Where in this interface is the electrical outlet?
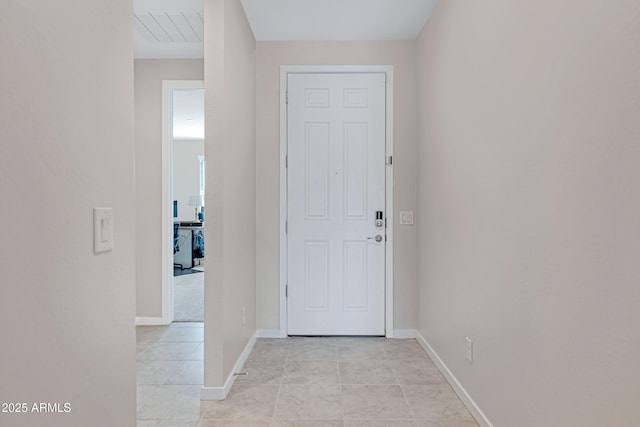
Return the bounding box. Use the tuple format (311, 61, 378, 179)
(465, 337, 473, 364)
(241, 307, 246, 326)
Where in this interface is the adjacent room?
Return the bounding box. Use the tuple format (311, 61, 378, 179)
(171, 87, 205, 322)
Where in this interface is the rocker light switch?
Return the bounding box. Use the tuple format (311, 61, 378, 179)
(94, 208, 113, 253)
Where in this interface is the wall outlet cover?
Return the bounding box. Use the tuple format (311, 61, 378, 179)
(399, 210, 414, 225)
(465, 337, 473, 364)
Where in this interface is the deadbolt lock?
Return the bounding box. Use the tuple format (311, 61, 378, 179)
(375, 211, 384, 227)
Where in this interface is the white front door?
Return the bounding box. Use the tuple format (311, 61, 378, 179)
(287, 73, 386, 336)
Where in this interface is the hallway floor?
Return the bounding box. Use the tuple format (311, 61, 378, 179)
(173, 260, 205, 322)
(173, 270, 204, 321)
(136, 323, 478, 426)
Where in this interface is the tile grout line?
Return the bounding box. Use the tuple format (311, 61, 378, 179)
(333, 338, 345, 424)
(336, 345, 345, 423)
(398, 382, 418, 423)
(386, 341, 418, 422)
(269, 338, 288, 425)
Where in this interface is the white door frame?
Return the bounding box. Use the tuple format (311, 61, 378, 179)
(161, 79, 205, 325)
(279, 65, 394, 338)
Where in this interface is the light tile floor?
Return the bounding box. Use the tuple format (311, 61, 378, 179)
(137, 323, 478, 427)
(173, 261, 204, 321)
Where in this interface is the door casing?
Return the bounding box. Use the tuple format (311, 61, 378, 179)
(279, 65, 394, 338)
(160, 80, 205, 325)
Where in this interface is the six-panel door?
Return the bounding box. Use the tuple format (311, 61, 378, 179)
(287, 73, 386, 336)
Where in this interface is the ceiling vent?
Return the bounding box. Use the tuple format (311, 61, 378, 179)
(134, 11, 203, 44)
(133, 0, 204, 58)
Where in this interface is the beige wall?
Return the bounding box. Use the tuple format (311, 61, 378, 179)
(134, 59, 204, 317)
(256, 41, 419, 331)
(204, 0, 257, 388)
(173, 140, 205, 222)
(0, 2, 136, 426)
(417, 1, 640, 425)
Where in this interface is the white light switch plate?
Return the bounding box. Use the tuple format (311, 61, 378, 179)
(94, 208, 113, 253)
(399, 210, 414, 225)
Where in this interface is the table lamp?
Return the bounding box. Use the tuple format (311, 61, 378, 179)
(188, 195, 204, 222)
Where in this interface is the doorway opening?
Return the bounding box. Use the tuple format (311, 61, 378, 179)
(279, 65, 395, 337)
(163, 80, 205, 323)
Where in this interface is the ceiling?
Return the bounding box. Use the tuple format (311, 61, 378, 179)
(134, 0, 204, 58)
(134, 0, 438, 58)
(241, 0, 439, 41)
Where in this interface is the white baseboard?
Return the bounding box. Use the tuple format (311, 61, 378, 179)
(257, 329, 285, 338)
(200, 385, 226, 400)
(392, 329, 417, 339)
(135, 317, 168, 326)
(201, 332, 257, 401)
(415, 331, 493, 427)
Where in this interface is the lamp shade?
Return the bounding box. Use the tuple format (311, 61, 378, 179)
(188, 195, 204, 207)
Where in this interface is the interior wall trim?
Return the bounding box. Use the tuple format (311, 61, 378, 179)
(415, 330, 494, 427)
(135, 317, 168, 326)
(392, 329, 417, 339)
(200, 332, 257, 401)
(161, 79, 205, 325)
(256, 329, 282, 338)
(279, 64, 395, 338)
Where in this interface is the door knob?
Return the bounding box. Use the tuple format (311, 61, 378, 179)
(367, 235, 383, 243)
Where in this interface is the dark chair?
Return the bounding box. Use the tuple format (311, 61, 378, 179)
(173, 223, 183, 270)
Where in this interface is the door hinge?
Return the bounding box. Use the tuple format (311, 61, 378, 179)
(286, 90, 289, 104)
(286, 284, 288, 298)
(285, 220, 288, 234)
(386, 155, 393, 166)
(285, 154, 288, 168)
